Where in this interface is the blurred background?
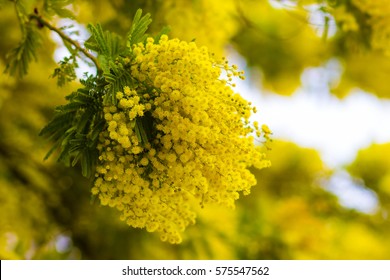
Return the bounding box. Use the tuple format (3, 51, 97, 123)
(1, 0, 390, 259)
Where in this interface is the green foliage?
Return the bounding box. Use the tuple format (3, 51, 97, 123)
(102, 60, 133, 104)
(84, 9, 153, 104)
(85, 23, 124, 73)
(43, 0, 75, 19)
(6, 9, 155, 177)
(84, 23, 132, 104)
(5, 23, 40, 78)
(40, 75, 105, 178)
(127, 9, 152, 47)
(4, 0, 76, 79)
(50, 55, 78, 86)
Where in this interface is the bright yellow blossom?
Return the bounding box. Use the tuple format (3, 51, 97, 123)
(93, 35, 270, 243)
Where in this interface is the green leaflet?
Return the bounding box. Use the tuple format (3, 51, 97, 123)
(5, 0, 78, 78)
(85, 23, 124, 73)
(5, 23, 41, 78)
(40, 75, 104, 178)
(103, 61, 133, 105)
(127, 9, 152, 48)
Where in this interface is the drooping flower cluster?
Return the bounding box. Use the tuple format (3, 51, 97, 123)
(92, 35, 271, 243)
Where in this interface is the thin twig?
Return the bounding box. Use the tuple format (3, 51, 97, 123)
(29, 14, 102, 73)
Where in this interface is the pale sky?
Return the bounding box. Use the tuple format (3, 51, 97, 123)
(234, 56, 390, 169)
(249, 87, 390, 168)
(233, 55, 390, 213)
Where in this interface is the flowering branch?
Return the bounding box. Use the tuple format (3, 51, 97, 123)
(29, 13, 102, 73)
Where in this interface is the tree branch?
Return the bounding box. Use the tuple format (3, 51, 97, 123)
(29, 14, 102, 73)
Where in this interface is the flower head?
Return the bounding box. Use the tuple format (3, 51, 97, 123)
(93, 35, 270, 243)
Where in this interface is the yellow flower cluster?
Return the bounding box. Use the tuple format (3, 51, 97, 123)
(92, 35, 270, 243)
(351, 0, 390, 54)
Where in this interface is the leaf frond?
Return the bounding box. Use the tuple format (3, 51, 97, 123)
(127, 9, 152, 47)
(5, 24, 41, 78)
(103, 62, 132, 104)
(40, 76, 106, 178)
(86, 23, 124, 73)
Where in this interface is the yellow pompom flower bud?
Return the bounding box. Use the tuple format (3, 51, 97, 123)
(92, 35, 270, 244)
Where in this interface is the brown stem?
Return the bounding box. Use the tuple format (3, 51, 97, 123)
(29, 14, 102, 73)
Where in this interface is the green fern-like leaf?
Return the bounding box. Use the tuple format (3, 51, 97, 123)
(127, 9, 152, 47)
(103, 62, 133, 104)
(86, 24, 109, 55)
(40, 75, 105, 178)
(39, 110, 75, 138)
(5, 24, 41, 78)
(85, 24, 124, 73)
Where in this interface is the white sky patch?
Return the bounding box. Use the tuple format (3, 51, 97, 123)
(51, 19, 95, 77)
(229, 50, 390, 213)
(231, 55, 390, 169)
(327, 171, 379, 214)
(252, 90, 390, 168)
(269, 1, 338, 38)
